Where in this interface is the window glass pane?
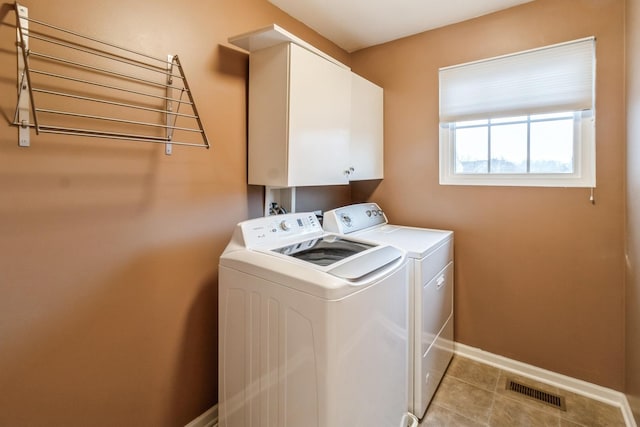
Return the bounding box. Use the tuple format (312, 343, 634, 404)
(490, 123, 528, 173)
(530, 119, 574, 173)
(455, 127, 488, 173)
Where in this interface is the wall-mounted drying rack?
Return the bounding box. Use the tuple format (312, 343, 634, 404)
(12, 2, 209, 155)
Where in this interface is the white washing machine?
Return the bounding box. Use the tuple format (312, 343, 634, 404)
(324, 203, 454, 420)
(218, 212, 418, 427)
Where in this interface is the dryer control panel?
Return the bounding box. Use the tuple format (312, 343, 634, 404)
(324, 203, 388, 234)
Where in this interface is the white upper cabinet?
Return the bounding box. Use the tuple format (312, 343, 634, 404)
(248, 42, 351, 186)
(229, 24, 384, 187)
(349, 73, 384, 181)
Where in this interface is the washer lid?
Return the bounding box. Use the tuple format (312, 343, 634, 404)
(272, 235, 403, 280)
(357, 225, 452, 259)
(326, 245, 403, 280)
(272, 235, 375, 267)
(221, 243, 406, 299)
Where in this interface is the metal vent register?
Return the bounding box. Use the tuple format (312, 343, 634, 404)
(505, 378, 567, 411)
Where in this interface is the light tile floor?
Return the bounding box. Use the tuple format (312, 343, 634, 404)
(420, 356, 627, 427)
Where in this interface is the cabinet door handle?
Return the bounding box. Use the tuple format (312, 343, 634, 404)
(436, 275, 446, 290)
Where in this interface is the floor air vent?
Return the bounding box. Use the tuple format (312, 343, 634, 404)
(505, 378, 567, 411)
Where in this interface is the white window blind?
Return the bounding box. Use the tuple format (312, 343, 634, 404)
(439, 37, 595, 122)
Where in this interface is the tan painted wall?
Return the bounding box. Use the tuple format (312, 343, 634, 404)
(0, 0, 349, 425)
(626, 0, 640, 421)
(0, 0, 630, 424)
(351, 0, 626, 390)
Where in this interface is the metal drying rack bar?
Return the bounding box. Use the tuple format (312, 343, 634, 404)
(12, 2, 210, 154)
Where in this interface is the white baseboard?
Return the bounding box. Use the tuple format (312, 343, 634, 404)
(185, 404, 218, 427)
(454, 342, 637, 427)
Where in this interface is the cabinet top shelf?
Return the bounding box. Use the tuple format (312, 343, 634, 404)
(228, 23, 350, 70)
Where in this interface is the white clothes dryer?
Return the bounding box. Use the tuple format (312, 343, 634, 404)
(218, 212, 418, 427)
(324, 203, 454, 420)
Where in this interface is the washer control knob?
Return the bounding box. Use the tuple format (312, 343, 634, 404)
(366, 210, 372, 217)
(341, 214, 352, 226)
(279, 220, 292, 231)
(378, 209, 384, 216)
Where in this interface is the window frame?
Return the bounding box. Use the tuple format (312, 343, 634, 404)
(438, 37, 596, 188)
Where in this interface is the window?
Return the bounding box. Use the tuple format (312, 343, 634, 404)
(439, 37, 595, 187)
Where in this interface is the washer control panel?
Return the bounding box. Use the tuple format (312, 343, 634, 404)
(324, 203, 387, 234)
(240, 213, 322, 248)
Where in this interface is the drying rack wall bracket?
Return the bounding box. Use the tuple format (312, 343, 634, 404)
(166, 54, 175, 155)
(11, 2, 210, 154)
(15, 3, 30, 147)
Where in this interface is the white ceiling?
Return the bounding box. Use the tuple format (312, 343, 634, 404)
(268, 0, 534, 52)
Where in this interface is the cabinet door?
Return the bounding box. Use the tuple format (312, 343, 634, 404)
(288, 44, 351, 186)
(349, 73, 384, 180)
